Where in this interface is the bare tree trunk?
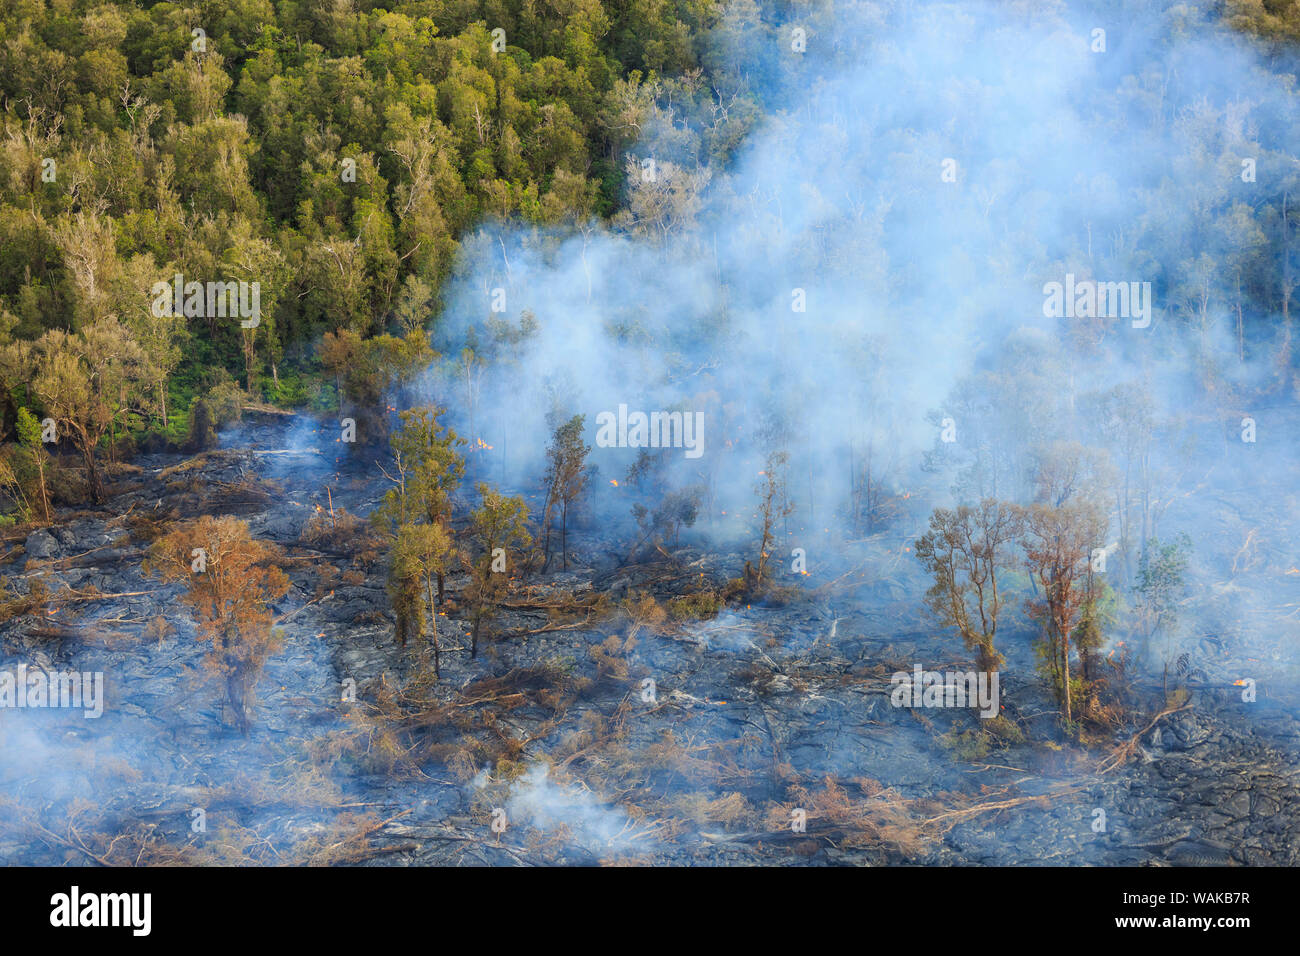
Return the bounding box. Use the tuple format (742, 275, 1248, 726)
(1060, 625, 1073, 724)
(1279, 192, 1293, 384)
(427, 574, 439, 677)
(228, 672, 250, 736)
(79, 438, 105, 504)
(1236, 269, 1244, 363)
(541, 493, 554, 571)
(33, 453, 51, 523)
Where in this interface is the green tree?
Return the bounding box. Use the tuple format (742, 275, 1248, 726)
(17, 318, 150, 503)
(383, 405, 464, 600)
(373, 405, 465, 666)
(1134, 533, 1192, 671)
(391, 521, 455, 674)
(15, 407, 52, 523)
(466, 482, 531, 659)
(318, 328, 435, 446)
(1021, 499, 1109, 725)
(541, 414, 592, 571)
(914, 499, 1022, 674)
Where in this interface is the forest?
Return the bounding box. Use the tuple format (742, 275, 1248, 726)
(0, 0, 1299, 868)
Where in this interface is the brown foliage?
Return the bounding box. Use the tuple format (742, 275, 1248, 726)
(144, 515, 289, 733)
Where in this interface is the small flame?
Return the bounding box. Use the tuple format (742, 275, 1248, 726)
(610, 479, 619, 487)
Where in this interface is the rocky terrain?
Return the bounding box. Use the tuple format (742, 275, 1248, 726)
(1, 414, 1298, 866)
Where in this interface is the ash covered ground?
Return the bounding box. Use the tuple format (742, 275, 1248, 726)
(2, 413, 1298, 867)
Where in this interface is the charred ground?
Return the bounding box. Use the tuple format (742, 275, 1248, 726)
(1, 411, 1298, 867)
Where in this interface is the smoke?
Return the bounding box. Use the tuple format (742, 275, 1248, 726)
(423, 0, 1300, 675)
(697, 611, 759, 653)
(500, 763, 645, 855)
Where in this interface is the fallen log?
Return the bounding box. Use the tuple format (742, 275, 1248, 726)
(1097, 701, 1193, 774)
(273, 590, 335, 625)
(522, 614, 594, 634)
(251, 449, 328, 457)
(241, 403, 296, 417)
(25, 548, 145, 573)
(339, 842, 417, 863)
(55, 588, 164, 603)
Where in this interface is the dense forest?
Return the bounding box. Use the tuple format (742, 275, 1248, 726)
(0, 0, 760, 468)
(0, 0, 1297, 484)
